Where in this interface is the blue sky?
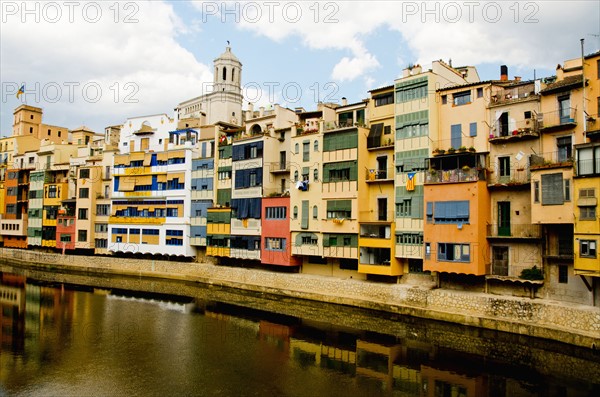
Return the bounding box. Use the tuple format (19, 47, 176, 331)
(1, 1, 599, 136)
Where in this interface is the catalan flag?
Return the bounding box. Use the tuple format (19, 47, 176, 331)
(16, 84, 25, 99)
(406, 172, 416, 191)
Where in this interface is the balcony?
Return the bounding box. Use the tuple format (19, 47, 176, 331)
(488, 119, 539, 144)
(486, 224, 541, 239)
(267, 161, 290, 174)
(365, 167, 394, 183)
(425, 167, 482, 184)
(108, 216, 165, 225)
(487, 168, 530, 189)
(529, 151, 573, 170)
(538, 107, 577, 132)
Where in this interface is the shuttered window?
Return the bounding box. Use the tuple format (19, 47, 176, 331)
(301, 200, 309, 229)
(541, 173, 564, 205)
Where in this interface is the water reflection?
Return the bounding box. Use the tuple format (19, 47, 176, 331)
(1, 270, 599, 397)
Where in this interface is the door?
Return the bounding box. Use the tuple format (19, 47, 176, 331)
(279, 151, 286, 170)
(377, 156, 387, 179)
(498, 201, 511, 236)
(558, 95, 570, 124)
(492, 246, 509, 276)
(378, 198, 387, 221)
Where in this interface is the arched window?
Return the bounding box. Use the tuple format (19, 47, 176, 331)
(312, 205, 318, 219)
(222, 66, 227, 81)
(295, 143, 299, 154)
(313, 169, 318, 181)
(294, 171, 299, 182)
(293, 206, 298, 219)
(251, 124, 262, 134)
(215, 67, 218, 79)
(232, 68, 235, 82)
(314, 140, 319, 151)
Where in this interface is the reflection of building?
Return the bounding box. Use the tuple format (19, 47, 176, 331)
(356, 340, 403, 388)
(421, 365, 487, 397)
(0, 273, 26, 352)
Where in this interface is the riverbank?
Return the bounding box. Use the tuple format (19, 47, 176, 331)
(1, 248, 599, 349)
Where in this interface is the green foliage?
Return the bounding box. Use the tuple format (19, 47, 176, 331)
(520, 266, 544, 280)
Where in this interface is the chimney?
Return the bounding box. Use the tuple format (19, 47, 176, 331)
(246, 102, 254, 119)
(259, 106, 264, 117)
(500, 65, 508, 81)
(341, 97, 348, 106)
(514, 76, 521, 82)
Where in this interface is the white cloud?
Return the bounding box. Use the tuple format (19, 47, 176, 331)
(0, 1, 213, 134)
(332, 53, 380, 82)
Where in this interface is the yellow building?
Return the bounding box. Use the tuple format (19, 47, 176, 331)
(573, 51, 600, 302)
(531, 57, 588, 303)
(486, 79, 544, 283)
(359, 86, 401, 276)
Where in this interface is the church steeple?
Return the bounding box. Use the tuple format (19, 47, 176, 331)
(213, 46, 242, 94)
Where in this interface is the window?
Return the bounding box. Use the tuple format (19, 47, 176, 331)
(580, 206, 596, 220)
(60, 234, 72, 242)
(129, 228, 140, 235)
(441, 95, 447, 105)
(396, 199, 412, 217)
(384, 125, 391, 135)
(557, 136, 572, 161)
(294, 170, 299, 182)
(374, 93, 394, 106)
(218, 170, 232, 180)
(469, 122, 477, 137)
(313, 169, 318, 181)
(166, 238, 183, 246)
(314, 140, 319, 151)
(430, 201, 469, 224)
(266, 206, 286, 219)
(166, 230, 183, 236)
(301, 235, 318, 245)
(142, 229, 159, 235)
(329, 168, 350, 181)
(293, 206, 298, 219)
(396, 233, 423, 245)
(294, 143, 299, 154)
(477, 87, 483, 98)
(580, 188, 596, 198)
(78, 230, 87, 242)
(79, 188, 89, 199)
(396, 78, 428, 103)
(166, 208, 179, 217)
(524, 111, 532, 119)
(564, 178, 571, 201)
(438, 243, 470, 262)
(499, 156, 510, 178)
(453, 90, 471, 106)
(312, 205, 318, 219)
(95, 239, 108, 248)
(577, 146, 600, 175)
(95, 223, 108, 233)
(580, 240, 597, 258)
(303, 141, 310, 162)
(597, 59, 600, 79)
(541, 173, 564, 205)
(80, 169, 90, 179)
(327, 200, 352, 219)
(265, 237, 285, 251)
(534, 181, 540, 203)
(78, 208, 88, 220)
(558, 265, 568, 284)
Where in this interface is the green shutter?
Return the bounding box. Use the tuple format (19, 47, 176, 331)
(327, 200, 352, 212)
(301, 200, 309, 229)
(217, 189, 231, 206)
(411, 195, 424, 219)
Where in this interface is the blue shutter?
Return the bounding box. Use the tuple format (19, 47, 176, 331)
(469, 122, 477, 137)
(457, 201, 469, 218)
(426, 202, 433, 216)
(451, 124, 462, 148)
(201, 142, 207, 158)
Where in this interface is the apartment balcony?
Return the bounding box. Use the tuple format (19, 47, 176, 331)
(230, 218, 261, 235)
(488, 119, 539, 144)
(294, 123, 320, 136)
(365, 167, 394, 183)
(108, 216, 166, 225)
(538, 107, 577, 132)
(395, 243, 423, 259)
(529, 151, 574, 170)
(190, 237, 206, 246)
(425, 167, 483, 184)
(229, 248, 261, 261)
(322, 120, 360, 132)
(486, 224, 542, 240)
(267, 161, 290, 174)
(322, 246, 358, 259)
(487, 168, 531, 189)
(0, 217, 28, 236)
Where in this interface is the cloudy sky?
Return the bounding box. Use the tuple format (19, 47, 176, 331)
(1, 1, 598, 136)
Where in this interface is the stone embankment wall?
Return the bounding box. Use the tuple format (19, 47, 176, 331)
(2, 248, 599, 348)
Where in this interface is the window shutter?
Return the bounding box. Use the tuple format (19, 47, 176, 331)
(301, 200, 309, 229)
(451, 124, 462, 148)
(457, 201, 469, 218)
(469, 122, 477, 137)
(541, 173, 564, 205)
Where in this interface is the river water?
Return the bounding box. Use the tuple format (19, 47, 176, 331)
(1, 266, 599, 397)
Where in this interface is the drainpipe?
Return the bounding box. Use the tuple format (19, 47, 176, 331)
(581, 38, 587, 134)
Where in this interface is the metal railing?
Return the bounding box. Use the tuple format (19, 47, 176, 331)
(539, 107, 577, 129)
(486, 223, 541, 238)
(425, 167, 482, 184)
(529, 151, 574, 168)
(365, 167, 395, 181)
(489, 118, 539, 141)
(487, 168, 531, 185)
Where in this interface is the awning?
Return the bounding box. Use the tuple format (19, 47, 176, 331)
(143, 155, 152, 166)
(157, 152, 169, 161)
(168, 150, 185, 159)
(167, 172, 185, 181)
(367, 123, 383, 148)
(130, 152, 144, 161)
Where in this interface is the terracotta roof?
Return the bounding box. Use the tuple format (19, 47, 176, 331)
(540, 75, 583, 95)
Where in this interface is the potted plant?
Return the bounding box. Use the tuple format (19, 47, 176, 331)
(447, 147, 456, 154)
(468, 146, 476, 153)
(462, 165, 471, 172)
(457, 146, 467, 152)
(433, 148, 444, 156)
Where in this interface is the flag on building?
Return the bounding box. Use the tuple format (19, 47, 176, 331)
(406, 172, 416, 191)
(16, 85, 25, 99)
